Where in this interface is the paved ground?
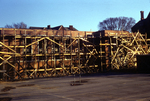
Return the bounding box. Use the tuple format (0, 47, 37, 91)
(1, 73, 150, 101)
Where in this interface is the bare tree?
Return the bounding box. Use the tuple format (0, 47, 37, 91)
(4, 25, 13, 28)
(98, 17, 136, 32)
(5, 22, 27, 29)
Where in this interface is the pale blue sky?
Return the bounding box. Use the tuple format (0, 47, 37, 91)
(0, 0, 150, 31)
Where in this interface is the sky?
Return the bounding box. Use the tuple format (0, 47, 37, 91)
(0, 0, 150, 31)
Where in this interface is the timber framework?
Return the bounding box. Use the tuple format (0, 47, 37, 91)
(0, 28, 150, 81)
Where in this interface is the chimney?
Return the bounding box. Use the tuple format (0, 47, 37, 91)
(47, 25, 51, 29)
(140, 11, 144, 20)
(69, 25, 73, 30)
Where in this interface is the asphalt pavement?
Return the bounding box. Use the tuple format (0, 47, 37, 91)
(1, 73, 150, 101)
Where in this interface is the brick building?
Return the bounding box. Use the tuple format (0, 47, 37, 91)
(132, 11, 150, 38)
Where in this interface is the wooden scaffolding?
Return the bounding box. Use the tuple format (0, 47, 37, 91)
(0, 28, 149, 81)
(111, 32, 150, 70)
(0, 28, 99, 80)
(91, 31, 150, 71)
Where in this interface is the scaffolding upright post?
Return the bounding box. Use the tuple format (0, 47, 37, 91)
(24, 30, 27, 78)
(44, 38, 47, 76)
(110, 36, 113, 70)
(70, 32, 73, 74)
(78, 34, 81, 83)
(100, 34, 103, 72)
(62, 37, 65, 75)
(54, 37, 56, 76)
(14, 29, 16, 80)
(34, 30, 37, 77)
(2, 29, 5, 80)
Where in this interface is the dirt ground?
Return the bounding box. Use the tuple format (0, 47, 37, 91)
(1, 73, 150, 101)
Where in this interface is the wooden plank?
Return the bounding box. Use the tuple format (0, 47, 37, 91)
(0, 51, 20, 55)
(0, 56, 12, 66)
(46, 37, 63, 47)
(100, 43, 110, 45)
(67, 38, 77, 48)
(26, 37, 46, 48)
(0, 70, 6, 73)
(0, 42, 17, 53)
(9, 46, 25, 48)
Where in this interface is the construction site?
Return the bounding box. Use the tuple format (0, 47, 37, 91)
(1, 10, 150, 100)
(0, 28, 149, 81)
(0, 11, 150, 81)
